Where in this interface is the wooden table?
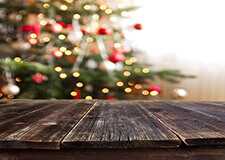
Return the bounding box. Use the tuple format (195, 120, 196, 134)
(0, 100, 225, 160)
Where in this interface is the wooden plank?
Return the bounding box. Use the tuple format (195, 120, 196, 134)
(140, 101, 225, 146)
(169, 101, 225, 123)
(2, 147, 225, 160)
(0, 100, 54, 123)
(0, 100, 95, 150)
(62, 101, 181, 149)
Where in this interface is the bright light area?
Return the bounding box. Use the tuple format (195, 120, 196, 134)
(130, 0, 225, 64)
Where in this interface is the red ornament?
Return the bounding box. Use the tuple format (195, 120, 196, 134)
(148, 84, 161, 93)
(108, 50, 125, 63)
(133, 23, 143, 30)
(57, 21, 72, 30)
(106, 96, 116, 100)
(20, 24, 41, 35)
(32, 73, 48, 84)
(97, 27, 111, 35)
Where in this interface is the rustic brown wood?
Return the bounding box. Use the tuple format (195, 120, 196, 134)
(140, 101, 225, 146)
(62, 101, 181, 149)
(1, 147, 225, 160)
(0, 100, 95, 150)
(169, 101, 225, 123)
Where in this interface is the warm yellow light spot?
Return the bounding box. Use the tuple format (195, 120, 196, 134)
(150, 91, 159, 96)
(124, 87, 132, 93)
(60, 47, 67, 52)
(142, 90, 150, 96)
(43, 3, 50, 8)
(142, 68, 150, 73)
(123, 71, 131, 77)
(70, 91, 77, 96)
(30, 33, 37, 39)
(65, 50, 72, 55)
(42, 36, 50, 42)
(14, 57, 21, 62)
(54, 51, 63, 57)
(15, 77, 22, 82)
(0, 93, 3, 98)
(72, 72, 80, 77)
(54, 66, 62, 72)
(58, 34, 66, 40)
(84, 5, 91, 10)
(116, 81, 124, 87)
(100, 5, 107, 10)
(128, 82, 134, 86)
(92, 14, 99, 20)
(29, 39, 38, 45)
(60, 5, 68, 11)
(59, 73, 67, 79)
(73, 47, 80, 52)
(40, 20, 48, 26)
(102, 88, 109, 94)
(73, 14, 81, 19)
(114, 43, 121, 48)
(76, 82, 84, 88)
(134, 84, 142, 90)
(86, 37, 94, 43)
(125, 59, 133, 65)
(105, 8, 112, 14)
(134, 68, 141, 73)
(130, 57, 137, 63)
(65, 0, 73, 3)
(85, 96, 93, 100)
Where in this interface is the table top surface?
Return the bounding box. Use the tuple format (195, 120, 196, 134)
(0, 100, 225, 150)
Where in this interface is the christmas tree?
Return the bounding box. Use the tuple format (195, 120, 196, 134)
(0, 0, 193, 99)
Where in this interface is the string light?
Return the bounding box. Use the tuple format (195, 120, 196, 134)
(102, 88, 109, 94)
(85, 96, 93, 100)
(60, 47, 67, 52)
(142, 90, 150, 96)
(65, 50, 72, 55)
(70, 91, 78, 96)
(59, 73, 67, 79)
(150, 91, 159, 96)
(92, 14, 99, 20)
(134, 68, 141, 73)
(124, 87, 132, 93)
(40, 20, 48, 26)
(128, 82, 134, 86)
(76, 82, 84, 88)
(60, 5, 68, 11)
(54, 66, 62, 72)
(86, 37, 94, 43)
(53, 50, 63, 58)
(123, 71, 131, 77)
(105, 8, 112, 14)
(72, 72, 80, 77)
(29, 39, 38, 45)
(30, 33, 37, 39)
(73, 47, 80, 53)
(73, 14, 81, 19)
(14, 57, 21, 62)
(100, 5, 107, 10)
(65, 0, 73, 3)
(84, 5, 91, 10)
(116, 81, 124, 87)
(15, 77, 22, 82)
(42, 36, 50, 42)
(58, 34, 66, 40)
(43, 3, 50, 8)
(134, 84, 142, 89)
(142, 68, 150, 73)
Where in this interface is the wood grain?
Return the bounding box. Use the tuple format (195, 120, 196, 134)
(0, 100, 95, 150)
(62, 101, 180, 149)
(140, 101, 225, 146)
